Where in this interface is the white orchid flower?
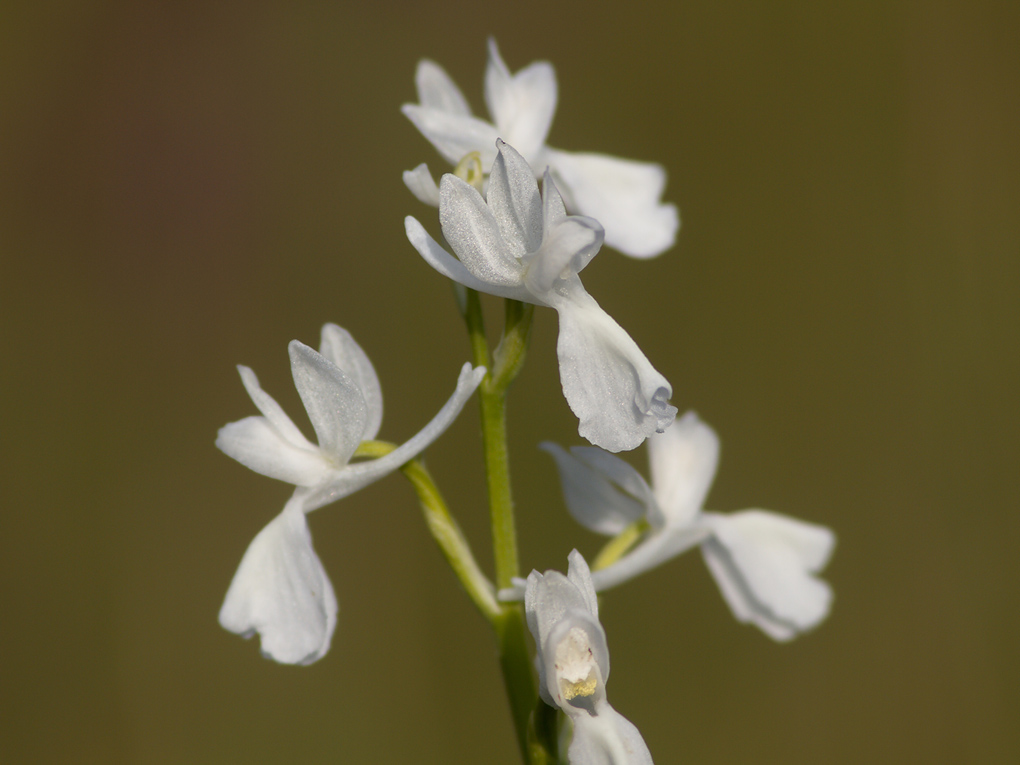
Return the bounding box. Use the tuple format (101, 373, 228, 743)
(217, 323, 486, 663)
(406, 140, 675, 453)
(402, 39, 679, 259)
(529, 412, 836, 641)
(526, 550, 654, 765)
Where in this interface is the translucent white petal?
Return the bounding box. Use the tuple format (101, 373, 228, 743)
(566, 549, 600, 621)
(484, 38, 557, 163)
(414, 59, 471, 115)
(301, 364, 486, 512)
(569, 703, 654, 765)
(216, 416, 335, 486)
(402, 163, 441, 206)
(701, 510, 835, 641)
(647, 412, 719, 529)
(546, 148, 679, 259)
(237, 365, 313, 450)
(401, 104, 501, 167)
(405, 216, 534, 302)
(540, 443, 651, 535)
(552, 289, 676, 453)
(487, 140, 543, 257)
(541, 168, 567, 227)
(590, 523, 709, 592)
(317, 324, 383, 441)
(288, 341, 367, 466)
(524, 215, 604, 296)
(218, 495, 338, 665)
(439, 174, 526, 288)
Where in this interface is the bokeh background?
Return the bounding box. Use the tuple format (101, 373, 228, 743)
(2, 1, 1017, 762)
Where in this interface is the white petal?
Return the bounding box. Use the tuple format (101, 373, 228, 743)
(546, 148, 679, 259)
(216, 416, 335, 486)
(405, 216, 533, 302)
(540, 443, 651, 535)
(646, 412, 719, 528)
(566, 549, 600, 621)
(552, 289, 676, 453)
(569, 702, 654, 765)
(237, 365, 313, 450)
(402, 163, 441, 206)
(317, 324, 383, 442)
(401, 104, 501, 167)
(487, 140, 543, 256)
(219, 495, 338, 665)
(701, 510, 835, 640)
(439, 173, 526, 288)
(302, 364, 486, 512)
(524, 214, 604, 296)
(590, 523, 709, 593)
(289, 341, 367, 465)
(414, 59, 471, 115)
(484, 39, 557, 163)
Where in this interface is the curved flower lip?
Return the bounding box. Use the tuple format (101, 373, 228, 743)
(402, 38, 678, 258)
(406, 139, 675, 452)
(506, 413, 836, 641)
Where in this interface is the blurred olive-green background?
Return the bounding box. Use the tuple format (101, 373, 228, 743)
(2, 1, 1017, 762)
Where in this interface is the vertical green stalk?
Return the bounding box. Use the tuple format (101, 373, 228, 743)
(463, 289, 546, 763)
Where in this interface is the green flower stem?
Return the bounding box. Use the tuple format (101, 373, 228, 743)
(353, 441, 500, 622)
(463, 289, 545, 763)
(592, 518, 651, 571)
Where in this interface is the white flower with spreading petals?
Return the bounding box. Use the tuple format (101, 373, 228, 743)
(527, 550, 654, 764)
(216, 323, 485, 664)
(522, 412, 835, 641)
(402, 39, 679, 259)
(406, 140, 675, 453)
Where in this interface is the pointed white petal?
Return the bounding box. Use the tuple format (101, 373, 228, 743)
(484, 39, 557, 162)
(402, 163, 441, 206)
(317, 324, 383, 441)
(216, 416, 335, 486)
(647, 412, 719, 528)
(237, 365, 313, 450)
(301, 364, 486, 512)
(546, 148, 679, 258)
(541, 168, 568, 227)
(414, 59, 471, 115)
(401, 104, 501, 166)
(524, 214, 604, 296)
(590, 522, 709, 592)
(566, 549, 600, 621)
(701, 510, 835, 640)
(439, 173, 526, 288)
(487, 140, 543, 256)
(405, 216, 533, 301)
(289, 341, 367, 466)
(552, 290, 676, 452)
(569, 702, 654, 765)
(539, 443, 651, 535)
(219, 495, 338, 665)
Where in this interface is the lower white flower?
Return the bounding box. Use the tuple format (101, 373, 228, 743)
(526, 550, 653, 764)
(514, 412, 835, 641)
(216, 324, 485, 663)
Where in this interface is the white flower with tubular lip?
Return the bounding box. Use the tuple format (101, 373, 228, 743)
(521, 412, 836, 641)
(402, 39, 679, 259)
(526, 550, 653, 765)
(216, 323, 486, 664)
(405, 139, 676, 453)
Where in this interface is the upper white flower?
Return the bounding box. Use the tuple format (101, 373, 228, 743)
(402, 39, 679, 259)
(405, 140, 676, 453)
(217, 323, 485, 663)
(534, 412, 836, 641)
(526, 550, 654, 765)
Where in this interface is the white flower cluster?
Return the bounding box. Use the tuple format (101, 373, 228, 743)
(215, 39, 835, 764)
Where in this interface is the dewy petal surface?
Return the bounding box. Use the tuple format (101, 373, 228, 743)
(219, 494, 338, 665)
(486, 139, 544, 256)
(317, 323, 383, 441)
(552, 289, 676, 453)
